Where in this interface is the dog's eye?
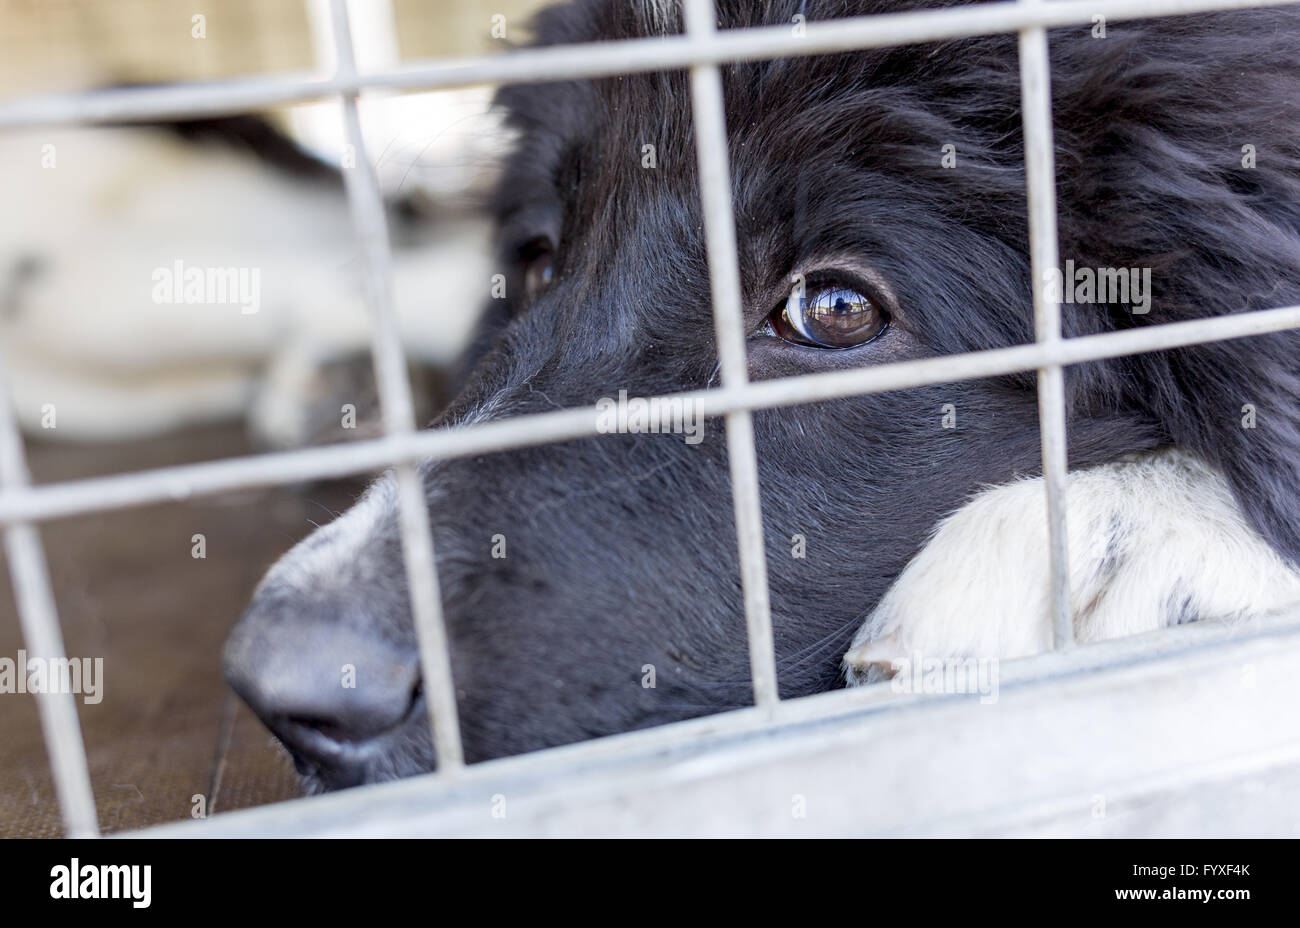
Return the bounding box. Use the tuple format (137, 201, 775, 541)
(521, 238, 555, 301)
(768, 283, 888, 349)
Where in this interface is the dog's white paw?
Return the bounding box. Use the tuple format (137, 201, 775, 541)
(843, 447, 1300, 685)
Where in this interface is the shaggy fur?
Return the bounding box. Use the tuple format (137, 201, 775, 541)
(224, 0, 1300, 790)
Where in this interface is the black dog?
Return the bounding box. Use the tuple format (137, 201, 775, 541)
(224, 0, 1300, 791)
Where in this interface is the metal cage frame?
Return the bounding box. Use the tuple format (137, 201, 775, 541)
(3, 0, 1300, 838)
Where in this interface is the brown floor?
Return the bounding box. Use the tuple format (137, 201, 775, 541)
(0, 423, 368, 836)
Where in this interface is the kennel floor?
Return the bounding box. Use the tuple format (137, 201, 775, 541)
(0, 423, 365, 837)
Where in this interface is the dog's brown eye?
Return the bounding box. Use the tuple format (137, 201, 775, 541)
(770, 285, 888, 349)
(522, 241, 555, 301)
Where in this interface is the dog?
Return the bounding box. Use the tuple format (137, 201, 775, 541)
(223, 0, 1300, 792)
(0, 107, 494, 447)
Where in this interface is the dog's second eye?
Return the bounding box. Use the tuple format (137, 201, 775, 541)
(522, 240, 555, 302)
(768, 284, 888, 349)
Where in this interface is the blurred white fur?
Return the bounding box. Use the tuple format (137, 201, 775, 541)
(844, 447, 1300, 683)
(0, 92, 500, 448)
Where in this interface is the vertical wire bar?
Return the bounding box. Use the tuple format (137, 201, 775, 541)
(1018, 4, 1073, 649)
(683, 0, 779, 710)
(0, 351, 98, 836)
(328, 0, 465, 770)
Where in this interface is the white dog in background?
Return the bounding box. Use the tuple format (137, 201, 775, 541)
(0, 89, 500, 449)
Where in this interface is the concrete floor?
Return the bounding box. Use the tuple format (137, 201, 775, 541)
(0, 423, 367, 836)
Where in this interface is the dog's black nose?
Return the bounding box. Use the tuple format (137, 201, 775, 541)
(223, 612, 421, 786)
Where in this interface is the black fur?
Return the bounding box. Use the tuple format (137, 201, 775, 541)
(225, 0, 1300, 790)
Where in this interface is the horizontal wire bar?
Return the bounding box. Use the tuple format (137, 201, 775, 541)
(0, 0, 1293, 130)
(0, 303, 1297, 527)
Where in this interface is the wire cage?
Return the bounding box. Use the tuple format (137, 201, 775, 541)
(4, 0, 1300, 838)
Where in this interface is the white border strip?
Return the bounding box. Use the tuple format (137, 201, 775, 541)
(130, 608, 1300, 837)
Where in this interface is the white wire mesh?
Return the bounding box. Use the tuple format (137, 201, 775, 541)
(0, 0, 1295, 835)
